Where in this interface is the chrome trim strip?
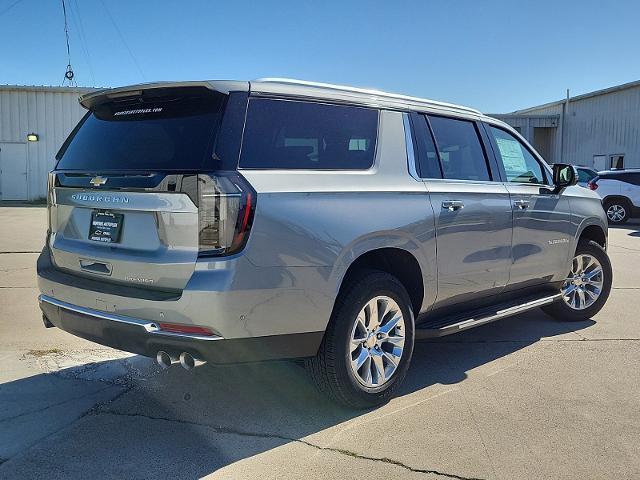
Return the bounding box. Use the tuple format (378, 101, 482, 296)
(38, 294, 223, 341)
(452, 293, 561, 331)
(54, 188, 198, 213)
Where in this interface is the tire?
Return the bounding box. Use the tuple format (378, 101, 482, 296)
(306, 270, 415, 409)
(604, 198, 631, 225)
(542, 240, 613, 322)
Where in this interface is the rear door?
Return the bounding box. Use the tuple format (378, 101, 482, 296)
(621, 172, 640, 207)
(411, 113, 513, 309)
(484, 124, 572, 289)
(49, 87, 230, 292)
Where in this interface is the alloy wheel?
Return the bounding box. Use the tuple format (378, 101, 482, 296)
(348, 296, 405, 388)
(606, 204, 626, 223)
(561, 254, 604, 310)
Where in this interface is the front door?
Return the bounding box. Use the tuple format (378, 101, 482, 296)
(485, 125, 572, 288)
(0, 143, 28, 200)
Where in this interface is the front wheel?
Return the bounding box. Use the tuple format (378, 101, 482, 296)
(542, 240, 613, 321)
(306, 270, 415, 408)
(604, 199, 631, 224)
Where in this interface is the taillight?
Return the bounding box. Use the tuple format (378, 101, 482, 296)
(197, 172, 256, 257)
(587, 181, 598, 191)
(46, 171, 56, 235)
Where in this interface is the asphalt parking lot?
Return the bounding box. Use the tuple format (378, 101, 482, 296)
(0, 205, 639, 480)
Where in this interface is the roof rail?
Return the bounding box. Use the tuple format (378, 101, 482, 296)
(254, 77, 482, 114)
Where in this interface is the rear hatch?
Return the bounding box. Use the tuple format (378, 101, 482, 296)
(48, 85, 254, 293)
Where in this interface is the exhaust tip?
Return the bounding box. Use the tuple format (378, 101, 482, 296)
(156, 351, 174, 369)
(179, 352, 206, 370)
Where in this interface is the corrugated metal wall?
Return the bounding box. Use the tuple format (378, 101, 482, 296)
(518, 86, 640, 168)
(0, 87, 89, 200)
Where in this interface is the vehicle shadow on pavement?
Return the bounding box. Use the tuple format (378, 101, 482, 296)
(0, 310, 594, 478)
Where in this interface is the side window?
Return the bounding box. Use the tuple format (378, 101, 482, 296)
(577, 169, 596, 183)
(239, 98, 378, 170)
(489, 126, 546, 184)
(428, 116, 491, 181)
(409, 114, 442, 179)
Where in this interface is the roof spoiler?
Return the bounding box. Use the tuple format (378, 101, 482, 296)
(79, 80, 249, 109)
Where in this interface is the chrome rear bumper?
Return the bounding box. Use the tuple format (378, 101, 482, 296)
(39, 294, 323, 364)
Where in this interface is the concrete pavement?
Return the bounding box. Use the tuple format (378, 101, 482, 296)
(0, 205, 638, 479)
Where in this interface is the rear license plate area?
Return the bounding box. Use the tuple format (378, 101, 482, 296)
(89, 210, 123, 243)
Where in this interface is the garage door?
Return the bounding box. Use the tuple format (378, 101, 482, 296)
(0, 143, 28, 200)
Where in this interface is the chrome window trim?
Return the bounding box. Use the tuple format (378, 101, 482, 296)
(403, 113, 420, 181)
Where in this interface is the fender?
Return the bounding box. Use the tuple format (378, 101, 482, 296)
(329, 229, 437, 314)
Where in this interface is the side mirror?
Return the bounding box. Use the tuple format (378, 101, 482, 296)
(552, 163, 578, 192)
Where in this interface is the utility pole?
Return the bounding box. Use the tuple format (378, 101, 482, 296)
(560, 88, 570, 163)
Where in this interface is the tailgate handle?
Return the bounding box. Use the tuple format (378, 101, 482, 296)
(79, 259, 112, 276)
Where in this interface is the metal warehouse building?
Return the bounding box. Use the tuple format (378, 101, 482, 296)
(0, 85, 90, 201)
(493, 80, 640, 170)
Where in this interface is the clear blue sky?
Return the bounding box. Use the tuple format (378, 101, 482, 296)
(2, 0, 639, 112)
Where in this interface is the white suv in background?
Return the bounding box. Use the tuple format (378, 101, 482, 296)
(588, 169, 640, 224)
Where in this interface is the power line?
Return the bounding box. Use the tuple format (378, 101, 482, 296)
(99, 0, 145, 81)
(60, 0, 76, 86)
(69, 0, 96, 85)
(0, 0, 26, 17)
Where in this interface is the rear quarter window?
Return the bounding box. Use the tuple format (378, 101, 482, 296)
(239, 98, 378, 170)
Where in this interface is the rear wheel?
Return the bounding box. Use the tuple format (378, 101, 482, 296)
(306, 271, 415, 408)
(604, 198, 631, 224)
(542, 240, 612, 321)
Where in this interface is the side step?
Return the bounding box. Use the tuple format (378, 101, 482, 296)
(415, 293, 562, 339)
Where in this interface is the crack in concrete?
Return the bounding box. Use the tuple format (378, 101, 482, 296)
(0, 266, 32, 272)
(609, 244, 640, 253)
(96, 411, 486, 480)
(0, 251, 40, 255)
(0, 384, 117, 424)
(419, 338, 640, 344)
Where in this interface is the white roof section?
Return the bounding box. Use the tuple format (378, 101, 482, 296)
(251, 78, 482, 116)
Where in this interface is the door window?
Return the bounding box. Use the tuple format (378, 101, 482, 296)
(408, 114, 442, 179)
(428, 116, 491, 181)
(488, 126, 546, 184)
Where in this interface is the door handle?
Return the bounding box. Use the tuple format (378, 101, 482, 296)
(79, 259, 112, 276)
(442, 200, 464, 211)
(513, 199, 530, 209)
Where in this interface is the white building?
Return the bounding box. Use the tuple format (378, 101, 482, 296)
(0, 85, 91, 201)
(493, 80, 640, 170)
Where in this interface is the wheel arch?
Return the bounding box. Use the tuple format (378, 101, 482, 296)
(602, 195, 632, 208)
(335, 247, 427, 318)
(578, 224, 607, 249)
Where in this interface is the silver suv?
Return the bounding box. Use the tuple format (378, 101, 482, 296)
(38, 79, 612, 408)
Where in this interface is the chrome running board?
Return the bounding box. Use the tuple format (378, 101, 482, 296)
(415, 293, 562, 339)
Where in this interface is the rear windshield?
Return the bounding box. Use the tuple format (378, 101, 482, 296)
(239, 98, 378, 170)
(56, 92, 225, 171)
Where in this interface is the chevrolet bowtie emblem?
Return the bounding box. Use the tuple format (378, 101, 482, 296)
(89, 176, 108, 186)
